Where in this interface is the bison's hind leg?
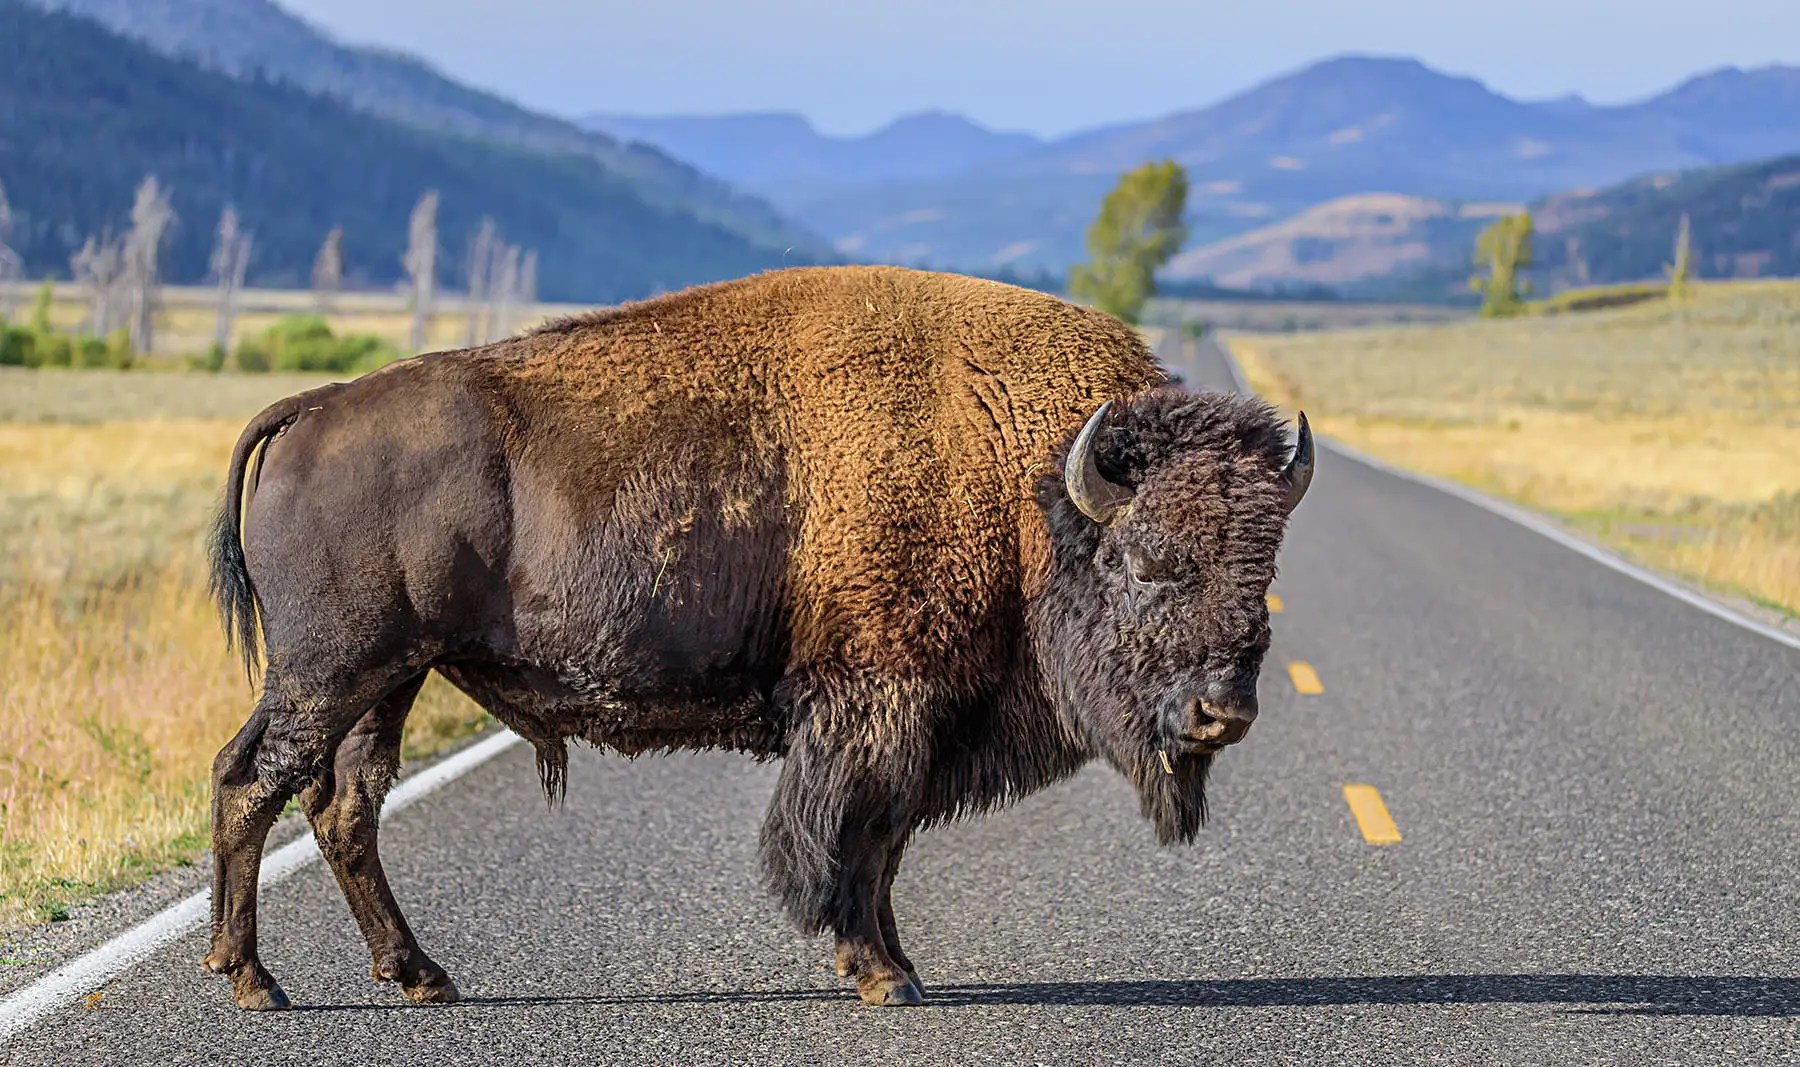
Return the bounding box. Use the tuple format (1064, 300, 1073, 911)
(203, 684, 318, 1010)
(297, 673, 460, 1005)
(203, 698, 285, 1009)
(203, 667, 430, 1010)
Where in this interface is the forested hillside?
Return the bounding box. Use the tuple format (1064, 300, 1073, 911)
(0, 2, 806, 302)
(21, 0, 825, 258)
(1534, 154, 1800, 287)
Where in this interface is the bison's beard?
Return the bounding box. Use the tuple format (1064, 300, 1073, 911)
(1063, 692, 1215, 844)
(1127, 749, 1213, 844)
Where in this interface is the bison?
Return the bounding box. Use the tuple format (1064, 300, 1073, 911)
(201, 265, 1312, 1010)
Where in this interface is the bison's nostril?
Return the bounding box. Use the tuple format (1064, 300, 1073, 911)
(1179, 695, 1255, 749)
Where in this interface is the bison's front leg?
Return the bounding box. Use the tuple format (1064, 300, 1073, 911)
(836, 840, 918, 991)
(760, 718, 925, 1006)
(828, 837, 921, 1006)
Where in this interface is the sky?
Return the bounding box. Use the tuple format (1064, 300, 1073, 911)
(281, 0, 1799, 137)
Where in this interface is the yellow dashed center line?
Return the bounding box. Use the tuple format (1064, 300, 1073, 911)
(1343, 784, 1402, 845)
(1266, 593, 1284, 613)
(1287, 661, 1323, 694)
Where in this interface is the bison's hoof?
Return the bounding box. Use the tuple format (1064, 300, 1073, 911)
(402, 976, 462, 1005)
(859, 975, 924, 1007)
(206, 953, 290, 1011)
(235, 982, 292, 1012)
(906, 971, 924, 995)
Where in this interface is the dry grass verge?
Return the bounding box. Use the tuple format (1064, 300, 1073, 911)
(0, 372, 490, 928)
(1231, 279, 1800, 618)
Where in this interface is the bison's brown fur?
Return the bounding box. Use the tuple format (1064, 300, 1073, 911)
(202, 266, 1307, 1011)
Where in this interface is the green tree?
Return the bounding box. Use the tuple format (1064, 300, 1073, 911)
(1665, 212, 1693, 305)
(28, 278, 53, 334)
(1470, 213, 1534, 317)
(1068, 160, 1190, 324)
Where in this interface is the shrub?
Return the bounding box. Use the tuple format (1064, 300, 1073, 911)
(0, 326, 33, 367)
(34, 333, 72, 368)
(1538, 283, 1667, 316)
(234, 338, 272, 373)
(73, 336, 110, 369)
(236, 315, 400, 374)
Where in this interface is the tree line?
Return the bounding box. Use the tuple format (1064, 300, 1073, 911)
(1, 174, 540, 368)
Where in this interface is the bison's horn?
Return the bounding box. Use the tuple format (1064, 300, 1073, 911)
(1065, 400, 1135, 525)
(1283, 411, 1314, 514)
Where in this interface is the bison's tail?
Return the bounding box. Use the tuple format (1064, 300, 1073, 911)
(209, 392, 311, 682)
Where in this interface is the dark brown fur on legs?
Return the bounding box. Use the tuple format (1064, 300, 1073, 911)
(832, 843, 919, 1007)
(836, 839, 918, 995)
(203, 666, 423, 1010)
(760, 685, 926, 1006)
(202, 698, 293, 1011)
(297, 675, 459, 1004)
(877, 842, 917, 989)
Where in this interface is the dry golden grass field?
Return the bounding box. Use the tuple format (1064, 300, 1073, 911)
(1149, 295, 1469, 334)
(1231, 279, 1800, 619)
(0, 365, 493, 928)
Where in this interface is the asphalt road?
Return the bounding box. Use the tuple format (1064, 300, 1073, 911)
(9, 336, 1800, 1065)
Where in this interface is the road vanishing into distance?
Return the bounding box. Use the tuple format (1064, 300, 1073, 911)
(8, 337, 1800, 1065)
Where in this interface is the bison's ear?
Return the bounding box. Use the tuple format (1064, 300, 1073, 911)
(1283, 412, 1314, 514)
(1065, 400, 1136, 525)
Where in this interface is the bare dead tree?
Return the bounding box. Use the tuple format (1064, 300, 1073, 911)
(70, 232, 126, 336)
(517, 249, 538, 318)
(489, 242, 520, 342)
(464, 217, 495, 347)
(312, 226, 343, 312)
(211, 206, 253, 354)
(402, 192, 439, 353)
(0, 180, 22, 321)
(123, 176, 175, 356)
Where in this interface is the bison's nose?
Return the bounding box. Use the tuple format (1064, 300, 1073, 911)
(1182, 689, 1258, 748)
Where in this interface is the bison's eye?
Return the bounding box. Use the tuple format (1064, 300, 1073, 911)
(1125, 547, 1169, 587)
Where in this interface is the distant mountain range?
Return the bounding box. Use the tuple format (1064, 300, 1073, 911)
(0, 1, 820, 302)
(587, 111, 1043, 192)
(593, 56, 1800, 275)
(20, 0, 830, 262)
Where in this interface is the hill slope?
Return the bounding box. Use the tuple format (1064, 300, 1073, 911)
(20, 0, 828, 258)
(1532, 154, 1800, 288)
(1161, 194, 1513, 294)
(0, 2, 808, 303)
(1174, 154, 1800, 299)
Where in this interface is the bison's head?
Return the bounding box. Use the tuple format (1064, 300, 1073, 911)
(1032, 387, 1312, 843)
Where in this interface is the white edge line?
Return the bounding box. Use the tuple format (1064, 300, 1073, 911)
(0, 729, 523, 1041)
(1202, 337, 1800, 655)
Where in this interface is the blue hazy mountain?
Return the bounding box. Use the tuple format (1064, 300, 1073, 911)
(596, 55, 1800, 274)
